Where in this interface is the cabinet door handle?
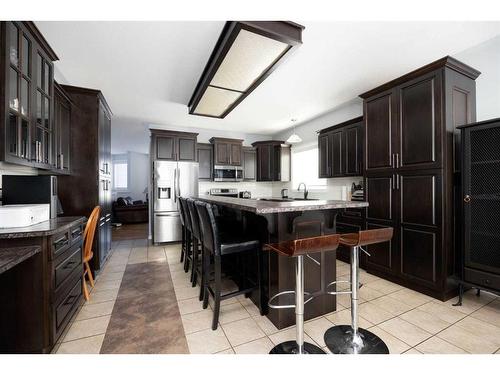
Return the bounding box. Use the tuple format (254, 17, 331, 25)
(396, 174, 400, 190)
(464, 195, 471, 203)
(396, 153, 400, 168)
(392, 174, 395, 190)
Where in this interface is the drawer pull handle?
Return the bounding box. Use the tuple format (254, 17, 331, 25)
(54, 238, 69, 249)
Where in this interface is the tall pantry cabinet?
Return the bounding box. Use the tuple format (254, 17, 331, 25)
(360, 56, 480, 300)
(58, 85, 112, 271)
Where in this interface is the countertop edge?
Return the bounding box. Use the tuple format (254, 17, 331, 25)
(0, 216, 86, 239)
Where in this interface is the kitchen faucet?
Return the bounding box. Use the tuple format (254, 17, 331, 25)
(297, 182, 308, 200)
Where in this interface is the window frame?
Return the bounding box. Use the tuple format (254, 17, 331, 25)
(112, 154, 130, 192)
(291, 142, 327, 191)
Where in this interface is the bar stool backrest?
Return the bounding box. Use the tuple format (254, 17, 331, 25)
(179, 197, 192, 232)
(195, 201, 220, 255)
(358, 227, 393, 246)
(187, 198, 202, 241)
(178, 199, 185, 227)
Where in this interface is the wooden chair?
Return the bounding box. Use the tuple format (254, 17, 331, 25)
(82, 206, 101, 301)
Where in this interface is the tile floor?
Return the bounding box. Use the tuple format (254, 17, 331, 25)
(55, 238, 500, 354)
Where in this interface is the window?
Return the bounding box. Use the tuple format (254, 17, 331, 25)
(291, 146, 327, 190)
(113, 157, 129, 191)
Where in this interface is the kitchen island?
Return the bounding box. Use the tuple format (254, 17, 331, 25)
(197, 195, 368, 329)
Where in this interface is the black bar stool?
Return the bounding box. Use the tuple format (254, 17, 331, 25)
(324, 227, 393, 354)
(186, 198, 204, 293)
(265, 234, 340, 354)
(195, 200, 262, 330)
(179, 197, 193, 273)
(178, 198, 187, 266)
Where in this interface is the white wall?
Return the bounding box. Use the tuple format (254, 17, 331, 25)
(112, 151, 149, 202)
(453, 35, 500, 121)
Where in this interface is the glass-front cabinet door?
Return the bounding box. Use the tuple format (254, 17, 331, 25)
(7, 21, 32, 161)
(33, 48, 53, 166)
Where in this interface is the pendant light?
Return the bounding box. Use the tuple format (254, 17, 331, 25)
(286, 118, 302, 144)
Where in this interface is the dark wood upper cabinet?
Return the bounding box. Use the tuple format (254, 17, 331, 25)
(1, 21, 59, 170)
(53, 82, 71, 173)
(209, 137, 242, 166)
(152, 130, 198, 162)
(360, 56, 480, 300)
(252, 140, 290, 182)
(318, 116, 363, 178)
(243, 147, 256, 181)
(197, 143, 213, 181)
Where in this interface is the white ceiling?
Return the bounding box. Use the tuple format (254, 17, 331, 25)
(36, 21, 500, 136)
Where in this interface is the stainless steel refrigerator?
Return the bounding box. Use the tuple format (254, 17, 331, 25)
(152, 161, 198, 243)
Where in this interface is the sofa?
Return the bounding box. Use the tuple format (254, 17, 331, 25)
(112, 197, 148, 224)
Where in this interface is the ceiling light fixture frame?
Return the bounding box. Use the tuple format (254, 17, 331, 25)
(188, 21, 304, 119)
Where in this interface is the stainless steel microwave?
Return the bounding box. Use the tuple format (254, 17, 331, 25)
(213, 165, 243, 182)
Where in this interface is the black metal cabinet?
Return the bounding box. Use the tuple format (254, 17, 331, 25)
(1, 21, 58, 170)
(197, 143, 213, 180)
(360, 57, 479, 300)
(459, 118, 500, 294)
(318, 117, 363, 178)
(153, 130, 197, 162)
(243, 146, 256, 181)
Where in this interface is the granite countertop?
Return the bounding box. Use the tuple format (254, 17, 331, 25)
(196, 195, 368, 214)
(0, 216, 86, 239)
(0, 246, 41, 274)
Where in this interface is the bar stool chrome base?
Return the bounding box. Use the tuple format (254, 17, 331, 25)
(324, 325, 389, 354)
(270, 341, 326, 354)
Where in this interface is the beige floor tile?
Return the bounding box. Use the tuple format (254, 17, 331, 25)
(96, 272, 124, 282)
(399, 309, 450, 334)
(268, 327, 314, 346)
(175, 286, 201, 301)
(181, 309, 214, 334)
(304, 317, 333, 347)
(365, 279, 403, 294)
(359, 286, 384, 301)
(208, 295, 240, 308)
(364, 326, 410, 354)
(417, 301, 467, 324)
(322, 345, 332, 354)
(186, 328, 231, 354)
(234, 336, 275, 354)
(438, 290, 495, 315)
(57, 334, 105, 354)
(403, 348, 422, 354)
(240, 297, 261, 316)
(75, 301, 114, 321)
(86, 288, 119, 305)
(455, 316, 500, 346)
(178, 297, 205, 315)
(252, 315, 279, 336)
(218, 302, 251, 324)
(222, 317, 265, 346)
(173, 277, 193, 290)
(105, 264, 127, 273)
(168, 262, 186, 273)
(215, 348, 235, 354)
(387, 288, 432, 308)
(437, 325, 498, 354)
(416, 336, 467, 354)
(63, 315, 111, 342)
(378, 317, 431, 346)
(370, 295, 413, 315)
(359, 272, 380, 284)
(94, 279, 121, 292)
(470, 300, 500, 328)
(325, 309, 373, 329)
(337, 293, 365, 308)
(358, 301, 394, 325)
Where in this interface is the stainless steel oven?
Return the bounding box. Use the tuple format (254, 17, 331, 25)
(213, 165, 243, 182)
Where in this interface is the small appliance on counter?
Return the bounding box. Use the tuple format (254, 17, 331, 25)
(2, 175, 62, 218)
(239, 191, 251, 199)
(0, 204, 50, 228)
(281, 188, 288, 198)
(351, 181, 364, 201)
(209, 188, 238, 197)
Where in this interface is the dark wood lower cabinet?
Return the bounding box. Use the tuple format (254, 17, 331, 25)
(0, 217, 85, 353)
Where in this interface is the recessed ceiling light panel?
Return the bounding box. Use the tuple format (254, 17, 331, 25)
(188, 21, 304, 119)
